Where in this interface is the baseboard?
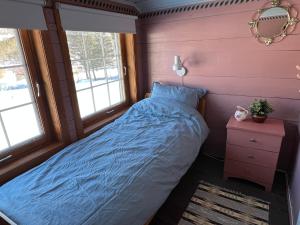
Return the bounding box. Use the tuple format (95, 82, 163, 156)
(279, 170, 294, 225)
(287, 186, 295, 225)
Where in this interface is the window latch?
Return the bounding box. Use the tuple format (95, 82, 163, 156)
(106, 109, 115, 114)
(0, 155, 12, 164)
(36, 82, 40, 97)
(123, 66, 127, 76)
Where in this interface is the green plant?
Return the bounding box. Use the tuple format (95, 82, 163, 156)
(249, 99, 274, 116)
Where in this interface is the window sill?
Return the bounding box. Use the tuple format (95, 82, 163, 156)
(0, 142, 65, 185)
(83, 107, 129, 136)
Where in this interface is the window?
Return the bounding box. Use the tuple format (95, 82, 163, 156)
(0, 28, 46, 155)
(65, 31, 126, 119)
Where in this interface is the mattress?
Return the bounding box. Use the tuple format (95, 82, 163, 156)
(0, 97, 209, 225)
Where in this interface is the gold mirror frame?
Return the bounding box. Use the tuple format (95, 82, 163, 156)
(248, 0, 299, 46)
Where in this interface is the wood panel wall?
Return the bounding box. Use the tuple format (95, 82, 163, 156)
(136, 0, 300, 170)
(42, 7, 79, 142)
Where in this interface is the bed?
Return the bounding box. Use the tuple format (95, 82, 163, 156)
(0, 88, 209, 225)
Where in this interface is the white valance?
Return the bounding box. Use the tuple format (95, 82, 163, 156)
(0, 0, 47, 30)
(57, 4, 137, 34)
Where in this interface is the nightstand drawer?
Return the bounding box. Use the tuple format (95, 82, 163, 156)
(224, 159, 275, 184)
(227, 129, 282, 152)
(226, 144, 278, 168)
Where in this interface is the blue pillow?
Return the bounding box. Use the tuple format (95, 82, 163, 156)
(151, 82, 207, 108)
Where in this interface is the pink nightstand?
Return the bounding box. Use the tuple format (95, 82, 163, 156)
(224, 117, 285, 192)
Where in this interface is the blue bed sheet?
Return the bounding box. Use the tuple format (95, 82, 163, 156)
(0, 98, 209, 225)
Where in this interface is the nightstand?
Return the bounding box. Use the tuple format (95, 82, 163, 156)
(224, 117, 285, 192)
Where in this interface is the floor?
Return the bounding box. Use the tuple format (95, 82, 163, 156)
(150, 153, 290, 225)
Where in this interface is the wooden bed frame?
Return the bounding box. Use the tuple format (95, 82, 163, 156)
(197, 98, 206, 117)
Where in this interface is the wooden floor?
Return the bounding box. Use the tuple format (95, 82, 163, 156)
(150, 153, 290, 225)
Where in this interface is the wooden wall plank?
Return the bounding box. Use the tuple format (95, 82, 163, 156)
(150, 75, 183, 86)
(138, 11, 300, 43)
(204, 94, 300, 127)
(125, 34, 139, 103)
(41, 7, 80, 143)
(151, 75, 299, 99)
(143, 35, 300, 52)
(185, 77, 299, 99)
(53, 7, 84, 139)
(147, 50, 300, 79)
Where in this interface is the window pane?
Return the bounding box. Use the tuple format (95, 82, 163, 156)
(77, 89, 94, 118)
(72, 61, 91, 91)
(107, 67, 120, 82)
(66, 31, 125, 119)
(66, 31, 85, 61)
(106, 56, 121, 82)
(84, 33, 103, 59)
(0, 67, 32, 110)
(89, 59, 106, 86)
(0, 28, 43, 151)
(1, 104, 42, 146)
(0, 122, 8, 151)
(0, 29, 23, 67)
(109, 81, 122, 105)
(103, 33, 116, 57)
(93, 85, 110, 111)
(105, 55, 118, 71)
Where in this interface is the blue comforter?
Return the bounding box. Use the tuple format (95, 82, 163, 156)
(0, 98, 209, 225)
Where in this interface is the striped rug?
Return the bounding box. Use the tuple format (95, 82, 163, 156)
(178, 181, 270, 225)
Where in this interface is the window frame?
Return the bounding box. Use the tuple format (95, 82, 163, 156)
(64, 31, 131, 130)
(0, 30, 54, 164)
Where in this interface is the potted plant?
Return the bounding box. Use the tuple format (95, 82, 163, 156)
(249, 99, 273, 123)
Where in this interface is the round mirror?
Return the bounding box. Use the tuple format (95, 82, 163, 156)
(249, 0, 299, 45)
(257, 7, 289, 38)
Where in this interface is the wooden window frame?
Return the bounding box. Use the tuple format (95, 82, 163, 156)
(0, 30, 55, 166)
(53, 8, 139, 137)
(80, 34, 131, 128)
(59, 29, 131, 134)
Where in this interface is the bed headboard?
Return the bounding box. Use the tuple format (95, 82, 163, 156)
(145, 93, 206, 117)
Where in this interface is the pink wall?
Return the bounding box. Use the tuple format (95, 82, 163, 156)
(136, 0, 300, 170)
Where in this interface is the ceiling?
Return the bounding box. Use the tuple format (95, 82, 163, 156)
(113, 0, 214, 13)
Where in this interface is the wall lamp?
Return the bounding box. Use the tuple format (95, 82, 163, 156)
(172, 56, 187, 77)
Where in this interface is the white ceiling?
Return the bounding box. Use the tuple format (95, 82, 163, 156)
(114, 0, 214, 13)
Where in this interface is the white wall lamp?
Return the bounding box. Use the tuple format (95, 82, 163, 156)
(172, 56, 187, 77)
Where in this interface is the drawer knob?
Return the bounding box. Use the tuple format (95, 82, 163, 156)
(249, 138, 256, 143)
(248, 155, 255, 159)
